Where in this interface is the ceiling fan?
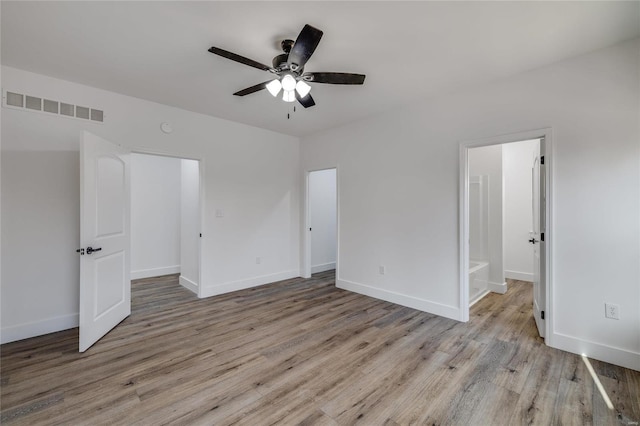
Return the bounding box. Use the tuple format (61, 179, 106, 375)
(208, 24, 365, 108)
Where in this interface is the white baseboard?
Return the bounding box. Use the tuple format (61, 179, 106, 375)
(1, 313, 78, 344)
(504, 270, 534, 282)
(179, 275, 198, 294)
(200, 269, 300, 298)
(131, 265, 180, 280)
(550, 332, 640, 372)
(311, 262, 336, 274)
(488, 281, 508, 294)
(336, 278, 460, 321)
(469, 289, 491, 307)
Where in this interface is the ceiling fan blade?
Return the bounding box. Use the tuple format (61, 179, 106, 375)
(208, 46, 272, 72)
(288, 24, 323, 71)
(233, 81, 271, 96)
(305, 72, 366, 85)
(296, 92, 316, 108)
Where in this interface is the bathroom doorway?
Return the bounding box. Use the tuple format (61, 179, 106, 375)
(460, 129, 551, 340)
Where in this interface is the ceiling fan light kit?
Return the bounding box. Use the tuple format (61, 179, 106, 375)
(208, 24, 366, 110)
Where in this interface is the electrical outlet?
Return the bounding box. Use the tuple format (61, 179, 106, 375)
(604, 303, 620, 320)
(379, 265, 385, 275)
(256, 257, 261, 264)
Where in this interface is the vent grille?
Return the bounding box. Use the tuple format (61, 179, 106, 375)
(7, 92, 23, 107)
(3, 90, 104, 123)
(25, 96, 42, 111)
(60, 102, 74, 116)
(43, 99, 58, 114)
(75, 105, 90, 119)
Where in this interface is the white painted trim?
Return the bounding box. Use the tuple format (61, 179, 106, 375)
(551, 332, 640, 372)
(199, 269, 300, 298)
(131, 148, 201, 162)
(197, 159, 205, 298)
(459, 144, 469, 320)
(487, 281, 508, 294)
(131, 265, 180, 280)
(311, 262, 336, 274)
(469, 289, 491, 307)
(504, 270, 534, 282)
(336, 279, 460, 320)
(179, 275, 198, 294)
(1, 313, 78, 344)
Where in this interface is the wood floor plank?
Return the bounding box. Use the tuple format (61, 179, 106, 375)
(1, 273, 638, 425)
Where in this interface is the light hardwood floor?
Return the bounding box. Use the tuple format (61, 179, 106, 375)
(1, 272, 638, 425)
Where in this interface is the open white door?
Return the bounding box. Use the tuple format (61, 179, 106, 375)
(79, 131, 131, 352)
(531, 139, 546, 338)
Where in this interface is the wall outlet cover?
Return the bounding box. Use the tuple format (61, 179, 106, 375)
(604, 303, 620, 320)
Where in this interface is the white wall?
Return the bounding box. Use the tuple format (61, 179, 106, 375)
(180, 158, 200, 293)
(130, 153, 181, 279)
(309, 169, 337, 273)
(300, 39, 640, 370)
(468, 144, 504, 289)
(1, 151, 80, 342)
(1, 66, 300, 343)
(503, 139, 538, 281)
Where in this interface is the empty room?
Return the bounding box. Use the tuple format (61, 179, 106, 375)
(1, 1, 639, 424)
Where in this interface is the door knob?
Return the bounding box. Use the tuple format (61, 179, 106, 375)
(86, 246, 102, 254)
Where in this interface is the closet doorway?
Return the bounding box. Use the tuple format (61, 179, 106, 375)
(303, 168, 338, 278)
(130, 152, 202, 296)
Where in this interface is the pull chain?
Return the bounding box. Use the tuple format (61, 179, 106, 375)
(286, 103, 297, 120)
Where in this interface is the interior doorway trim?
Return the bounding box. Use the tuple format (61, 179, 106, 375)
(459, 128, 553, 343)
(131, 148, 205, 298)
(302, 167, 339, 279)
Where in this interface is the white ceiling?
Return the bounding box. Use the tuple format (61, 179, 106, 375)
(2, 1, 639, 137)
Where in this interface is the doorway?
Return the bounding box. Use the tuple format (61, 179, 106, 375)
(303, 168, 338, 278)
(130, 152, 202, 296)
(459, 129, 552, 341)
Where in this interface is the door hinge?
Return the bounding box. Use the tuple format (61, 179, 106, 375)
(76, 248, 85, 255)
(309, 227, 312, 231)
(540, 155, 545, 165)
(199, 233, 202, 237)
(541, 232, 545, 242)
(541, 310, 545, 320)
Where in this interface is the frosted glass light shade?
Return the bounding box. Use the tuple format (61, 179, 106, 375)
(282, 90, 296, 102)
(295, 80, 311, 98)
(266, 79, 282, 97)
(281, 74, 297, 92)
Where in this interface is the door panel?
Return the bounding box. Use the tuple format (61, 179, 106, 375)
(532, 139, 546, 338)
(80, 131, 131, 352)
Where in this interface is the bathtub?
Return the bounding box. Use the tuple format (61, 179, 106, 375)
(469, 260, 489, 306)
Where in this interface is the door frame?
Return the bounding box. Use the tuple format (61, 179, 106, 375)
(459, 128, 553, 342)
(131, 149, 205, 297)
(302, 167, 339, 279)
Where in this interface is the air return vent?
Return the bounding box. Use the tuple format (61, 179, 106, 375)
(25, 96, 42, 111)
(60, 102, 74, 117)
(43, 99, 58, 114)
(3, 90, 104, 123)
(6, 92, 24, 107)
(75, 105, 90, 119)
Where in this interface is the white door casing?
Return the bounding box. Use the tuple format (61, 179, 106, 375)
(79, 131, 131, 352)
